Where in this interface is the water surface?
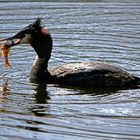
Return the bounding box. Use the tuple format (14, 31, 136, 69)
(0, 1, 140, 140)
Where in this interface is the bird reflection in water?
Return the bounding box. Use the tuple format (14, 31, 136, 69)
(0, 79, 10, 113)
(32, 83, 51, 116)
(0, 79, 9, 94)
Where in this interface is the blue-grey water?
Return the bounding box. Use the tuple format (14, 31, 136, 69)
(0, 1, 140, 140)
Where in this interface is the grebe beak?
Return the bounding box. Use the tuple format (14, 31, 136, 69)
(0, 33, 32, 48)
(0, 37, 21, 48)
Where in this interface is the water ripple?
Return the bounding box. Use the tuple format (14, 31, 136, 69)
(0, 1, 140, 140)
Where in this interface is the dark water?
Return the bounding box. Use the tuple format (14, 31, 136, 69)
(0, 1, 140, 140)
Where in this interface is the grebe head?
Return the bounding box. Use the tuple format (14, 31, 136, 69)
(3, 18, 53, 58)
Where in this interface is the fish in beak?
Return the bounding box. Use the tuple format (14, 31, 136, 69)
(0, 29, 32, 48)
(0, 40, 13, 67)
(0, 31, 31, 67)
(0, 37, 21, 48)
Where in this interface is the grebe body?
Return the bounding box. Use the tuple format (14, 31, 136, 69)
(49, 62, 140, 87)
(3, 18, 140, 88)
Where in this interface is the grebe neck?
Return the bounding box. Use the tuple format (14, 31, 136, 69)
(29, 31, 53, 82)
(30, 56, 51, 82)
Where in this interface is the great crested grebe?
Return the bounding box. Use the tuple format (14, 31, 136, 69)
(2, 18, 140, 87)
